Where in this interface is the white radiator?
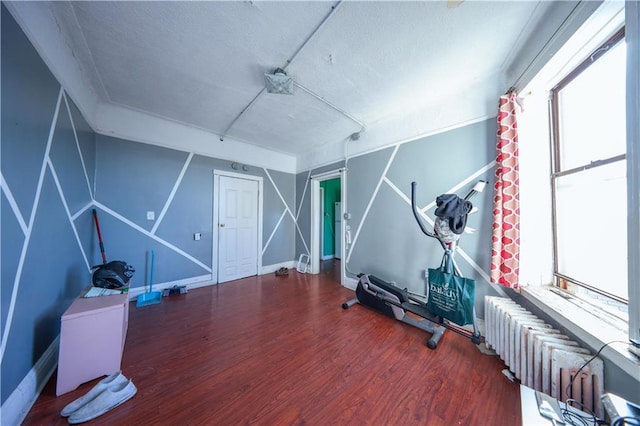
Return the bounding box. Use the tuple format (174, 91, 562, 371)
(485, 296, 604, 417)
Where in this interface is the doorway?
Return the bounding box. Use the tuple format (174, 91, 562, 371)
(213, 170, 263, 283)
(310, 169, 345, 285)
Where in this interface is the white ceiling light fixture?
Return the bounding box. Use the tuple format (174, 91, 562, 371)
(264, 68, 294, 95)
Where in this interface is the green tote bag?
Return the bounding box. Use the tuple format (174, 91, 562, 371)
(427, 267, 475, 326)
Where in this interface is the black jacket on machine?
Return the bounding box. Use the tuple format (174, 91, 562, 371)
(434, 194, 472, 235)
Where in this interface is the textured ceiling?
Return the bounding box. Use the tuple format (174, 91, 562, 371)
(16, 1, 561, 164)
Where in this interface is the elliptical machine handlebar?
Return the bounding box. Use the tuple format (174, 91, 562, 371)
(411, 180, 488, 242)
(410, 182, 446, 249)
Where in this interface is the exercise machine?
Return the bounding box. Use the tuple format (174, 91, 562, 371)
(342, 180, 486, 349)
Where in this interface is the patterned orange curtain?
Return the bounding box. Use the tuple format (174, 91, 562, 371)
(490, 92, 520, 289)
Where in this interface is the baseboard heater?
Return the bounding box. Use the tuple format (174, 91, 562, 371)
(484, 296, 604, 417)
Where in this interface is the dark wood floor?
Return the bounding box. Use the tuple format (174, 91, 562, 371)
(24, 264, 521, 425)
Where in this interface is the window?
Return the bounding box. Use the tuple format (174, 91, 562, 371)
(550, 29, 627, 303)
(518, 1, 639, 369)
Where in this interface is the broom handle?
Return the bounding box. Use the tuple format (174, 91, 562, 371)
(92, 209, 107, 264)
(149, 250, 155, 292)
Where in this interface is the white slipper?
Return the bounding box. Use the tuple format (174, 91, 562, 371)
(67, 379, 137, 424)
(60, 371, 127, 417)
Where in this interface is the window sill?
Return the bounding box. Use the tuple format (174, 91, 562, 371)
(520, 285, 640, 380)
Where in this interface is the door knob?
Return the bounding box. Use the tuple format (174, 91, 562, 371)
(219, 223, 225, 227)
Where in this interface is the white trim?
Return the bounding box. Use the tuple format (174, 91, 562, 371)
(309, 169, 344, 180)
(63, 91, 93, 200)
(357, 116, 492, 160)
(212, 174, 220, 282)
(212, 170, 264, 283)
(310, 169, 343, 275)
(262, 209, 287, 256)
(261, 260, 297, 275)
(1, 172, 28, 235)
(507, 1, 607, 91)
(1, 336, 59, 426)
(214, 169, 264, 182)
(342, 276, 358, 290)
(310, 179, 321, 273)
(47, 159, 91, 272)
(626, 0, 640, 350)
(128, 274, 213, 299)
(297, 115, 493, 173)
(151, 152, 194, 235)
(346, 145, 398, 263)
(211, 170, 220, 283)
(320, 186, 325, 258)
(321, 255, 335, 261)
(93, 201, 212, 273)
(94, 102, 297, 173)
(340, 169, 348, 287)
(522, 286, 640, 380)
(1, 87, 62, 362)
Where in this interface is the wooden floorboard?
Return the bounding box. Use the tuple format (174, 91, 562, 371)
(24, 267, 521, 425)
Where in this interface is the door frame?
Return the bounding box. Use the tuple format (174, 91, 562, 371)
(212, 170, 263, 283)
(319, 186, 325, 259)
(310, 169, 346, 284)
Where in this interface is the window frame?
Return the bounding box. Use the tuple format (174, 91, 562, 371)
(549, 27, 627, 303)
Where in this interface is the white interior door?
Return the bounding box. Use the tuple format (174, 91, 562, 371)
(217, 175, 259, 283)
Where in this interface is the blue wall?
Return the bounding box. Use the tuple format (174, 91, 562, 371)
(1, 4, 96, 403)
(92, 135, 296, 287)
(0, 5, 296, 408)
(296, 120, 499, 316)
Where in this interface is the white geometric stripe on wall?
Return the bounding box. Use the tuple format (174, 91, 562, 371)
(343, 143, 505, 297)
(419, 161, 495, 214)
(70, 202, 93, 222)
(151, 152, 194, 235)
(346, 144, 399, 263)
(263, 209, 287, 256)
(295, 170, 311, 221)
(1, 87, 64, 363)
(2, 87, 213, 366)
(62, 92, 94, 201)
(265, 168, 310, 255)
(93, 201, 211, 273)
(382, 164, 507, 297)
(46, 157, 91, 271)
(1, 172, 28, 235)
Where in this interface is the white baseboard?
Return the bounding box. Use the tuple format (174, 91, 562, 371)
(260, 260, 297, 275)
(127, 274, 213, 299)
(320, 254, 335, 261)
(342, 276, 358, 290)
(127, 264, 317, 300)
(2, 336, 59, 426)
(127, 264, 307, 300)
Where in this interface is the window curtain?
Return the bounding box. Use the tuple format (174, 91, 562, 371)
(490, 91, 521, 289)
